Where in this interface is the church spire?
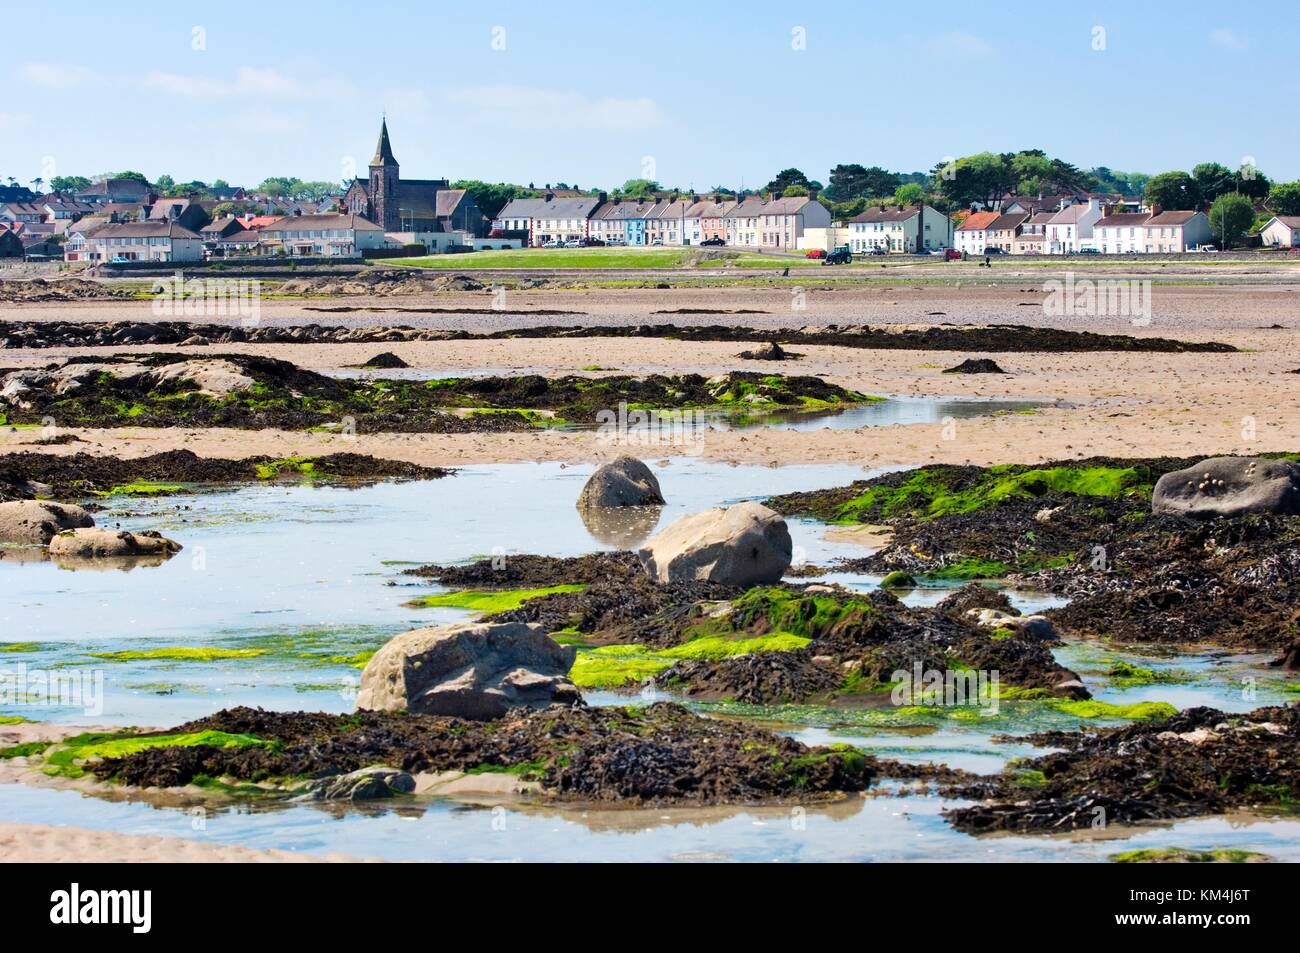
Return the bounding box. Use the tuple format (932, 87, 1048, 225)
(371, 117, 397, 167)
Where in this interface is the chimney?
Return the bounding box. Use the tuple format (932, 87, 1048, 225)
(544, 191, 555, 202)
(598, 191, 607, 203)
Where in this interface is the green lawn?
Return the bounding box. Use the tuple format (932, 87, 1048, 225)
(397, 247, 698, 269)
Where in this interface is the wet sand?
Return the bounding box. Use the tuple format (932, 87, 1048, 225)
(0, 822, 363, 863)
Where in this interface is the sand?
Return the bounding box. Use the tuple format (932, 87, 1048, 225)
(0, 822, 365, 863)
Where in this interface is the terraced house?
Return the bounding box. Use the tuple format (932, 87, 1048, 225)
(1093, 211, 1151, 254)
(849, 204, 953, 254)
(258, 213, 384, 257)
(755, 195, 831, 249)
(65, 220, 203, 262)
(646, 198, 693, 246)
(725, 197, 765, 247)
(493, 194, 604, 246)
(1142, 210, 1211, 253)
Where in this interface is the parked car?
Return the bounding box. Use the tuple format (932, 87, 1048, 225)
(563, 239, 582, 248)
(942, 247, 962, 261)
(984, 247, 1007, 255)
(606, 237, 626, 246)
(867, 246, 887, 256)
(700, 237, 725, 246)
(1198, 244, 1220, 253)
(651, 238, 663, 246)
(541, 239, 561, 248)
(805, 248, 827, 259)
(1076, 247, 1100, 255)
(110, 256, 130, 263)
(580, 238, 605, 247)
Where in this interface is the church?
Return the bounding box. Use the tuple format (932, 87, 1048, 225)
(343, 119, 487, 236)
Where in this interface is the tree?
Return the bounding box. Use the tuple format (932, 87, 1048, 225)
(1208, 193, 1255, 248)
(936, 152, 1015, 208)
(782, 184, 810, 197)
(212, 179, 229, 190)
(894, 183, 925, 206)
(452, 180, 536, 220)
(30, 177, 44, 194)
(1234, 165, 1272, 201)
(112, 171, 150, 185)
(50, 175, 91, 193)
(613, 178, 661, 198)
(1192, 163, 1235, 205)
(1268, 181, 1300, 217)
(824, 164, 900, 202)
(256, 176, 300, 197)
(1144, 171, 1201, 210)
(763, 168, 811, 196)
(831, 198, 866, 219)
(155, 174, 176, 192)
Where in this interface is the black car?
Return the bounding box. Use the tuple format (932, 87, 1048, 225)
(700, 237, 725, 246)
(580, 238, 605, 247)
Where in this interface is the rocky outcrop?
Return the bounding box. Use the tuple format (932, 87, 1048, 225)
(356, 620, 580, 721)
(47, 528, 181, 559)
(297, 766, 416, 801)
(0, 500, 94, 544)
(577, 456, 665, 508)
(638, 501, 792, 586)
(1153, 457, 1300, 519)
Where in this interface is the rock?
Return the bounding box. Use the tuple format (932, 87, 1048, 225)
(1152, 456, 1300, 519)
(179, 335, 209, 347)
(298, 766, 416, 801)
(879, 571, 917, 589)
(965, 607, 1057, 641)
(577, 455, 665, 508)
(0, 500, 95, 544)
(637, 501, 792, 586)
(737, 341, 800, 361)
(1268, 642, 1300, 672)
(362, 351, 408, 369)
(47, 528, 181, 559)
(943, 358, 1007, 374)
(356, 620, 580, 721)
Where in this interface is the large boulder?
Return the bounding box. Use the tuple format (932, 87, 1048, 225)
(297, 766, 416, 802)
(356, 620, 580, 721)
(0, 501, 94, 544)
(1152, 457, 1300, 519)
(637, 501, 792, 586)
(577, 456, 665, 508)
(47, 528, 181, 559)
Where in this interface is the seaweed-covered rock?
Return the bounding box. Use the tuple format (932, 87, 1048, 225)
(1153, 456, 1300, 519)
(47, 527, 180, 559)
(577, 456, 665, 508)
(357, 620, 580, 720)
(0, 500, 94, 544)
(362, 352, 409, 369)
(299, 766, 416, 801)
(638, 501, 792, 586)
(943, 358, 1007, 374)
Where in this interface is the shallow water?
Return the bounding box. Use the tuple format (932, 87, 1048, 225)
(2, 460, 1296, 861)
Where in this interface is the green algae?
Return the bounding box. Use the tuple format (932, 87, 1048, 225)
(0, 715, 34, 725)
(1051, 699, 1177, 721)
(88, 647, 269, 662)
(0, 643, 41, 654)
(0, 740, 51, 758)
(823, 464, 1151, 525)
(93, 481, 184, 497)
(254, 456, 319, 480)
(1104, 660, 1193, 688)
(40, 729, 275, 779)
(569, 632, 812, 689)
(405, 584, 586, 612)
(919, 558, 1012, 580)
(879, 571, 917, 588)
(1110, 847, 1271, 864)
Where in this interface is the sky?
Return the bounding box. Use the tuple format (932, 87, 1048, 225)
(3, 1, 1296, 192)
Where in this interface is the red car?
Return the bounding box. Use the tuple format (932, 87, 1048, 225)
(942, 248, 961, 261)
(805, 248, 827, 259)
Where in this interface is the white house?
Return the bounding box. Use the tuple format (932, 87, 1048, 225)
(258, 213, 385, 257)
(954, 211, 999, 256)
(1093, 211, 1152, 254)
(725, 197, 766, 247)
(1045, 199, 1103, 253)
(755, 196, 831, 249)
(69, 221, 204, 263)
(1143, 210, 1212, 253)
(1259, 216, 1300, 248)
(852, 204, 953, 254)
(493, 195, 603, 246)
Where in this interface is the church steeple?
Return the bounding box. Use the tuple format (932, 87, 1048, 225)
(368, 116, 400, 230)
(371, 117, 398, 167)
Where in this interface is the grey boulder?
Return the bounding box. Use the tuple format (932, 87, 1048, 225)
(638, 501, 792, 586)
(0, 500, 95, 544)
(1153, 457, 1300, 519)
(356, 620, 580, 721)
(577, 456, 665, 508)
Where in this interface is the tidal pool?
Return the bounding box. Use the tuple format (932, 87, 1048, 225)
(1, 459, 1294, 861)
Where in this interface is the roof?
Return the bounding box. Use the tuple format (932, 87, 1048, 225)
(726, 197, 768, 218)
(1096, 212, 1152, 228)
(1145, 210, 1201, 226)
(987, 213, 1028, 231)
(260, 213, 383, 232)
(851, 205, 920, 224)
(243, 215, 283, 229)
(148, 198, 197, 220)
(956, 211, 999, 231)
(434, 189, 467, 218)
(687, 199, 737, 218)
(86, 221, 202, 240)
(372, 118, 397, 166)
(200, 217, 249, 236)
(1, 202, 45, 217)
(762, 196, 815, 215)
(591, 200, 655, 221)
(1048, 203, 1098, 224)
(1269, 216, 1300, 229)
(496, 196, 603, 220)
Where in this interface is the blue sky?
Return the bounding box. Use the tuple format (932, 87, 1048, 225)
(3, 1, 1295, 191)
